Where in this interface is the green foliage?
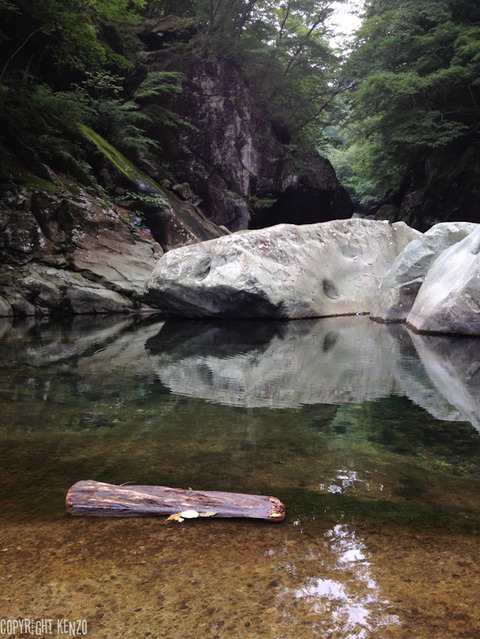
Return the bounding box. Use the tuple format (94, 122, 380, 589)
(333, 0, 480, 204)
(0, 0, 342, 175)
(134, 71, 183, 100)
(231, 0, 341, 142)
(139, 0, 341, 144)
(0, 77, 88, 168)
(194, 0, 259, 44)
(126, 190, 168, 207)
(0, 0, 140, 77)
(5, 0, 477, 214)
(133, 71, 188, 131)
(0, 0, 186, 175)
(0, 67, 179, 172)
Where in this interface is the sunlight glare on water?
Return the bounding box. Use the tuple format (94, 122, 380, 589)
(287, 524, 401, 639)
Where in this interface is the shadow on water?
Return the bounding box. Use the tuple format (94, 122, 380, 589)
(1, 315, 480, 638)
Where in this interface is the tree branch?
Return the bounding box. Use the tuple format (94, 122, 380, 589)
(0, 28, 42, 84)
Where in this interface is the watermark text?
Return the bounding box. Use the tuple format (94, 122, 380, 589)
(0, 618, 87, 636)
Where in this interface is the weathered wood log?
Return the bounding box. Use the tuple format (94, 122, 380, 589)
(66, 480, 286, 522)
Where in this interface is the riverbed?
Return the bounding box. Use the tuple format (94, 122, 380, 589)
(1, 315, 479, 638)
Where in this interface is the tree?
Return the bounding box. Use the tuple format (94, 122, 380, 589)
(0, 0, 184, 171)
(197, 0, 259, 40)
(230, 0, 343, 144)
(333, 0, 480, 205)
(138, 0, 345, 146)
(0, 0, 349, 180)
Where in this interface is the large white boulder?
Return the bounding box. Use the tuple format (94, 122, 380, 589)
(144, 219, 419, 319)
(407, 224, 480, 335)
(371, 222, 477, 322)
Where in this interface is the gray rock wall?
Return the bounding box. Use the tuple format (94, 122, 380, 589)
(0, 185, 160, 316)
(150, 53, 353, 230)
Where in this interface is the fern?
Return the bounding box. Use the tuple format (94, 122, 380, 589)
(133, 71, 184, 101)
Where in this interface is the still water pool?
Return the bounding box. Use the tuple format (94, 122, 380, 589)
(0, 314, 479, 639)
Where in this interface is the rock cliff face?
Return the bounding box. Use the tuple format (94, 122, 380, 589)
(0, 19, 353, 317)
(141, 25, 353, 231)
(0, 182, 160, 316)
(0, 144, 229, 316)
(375, 146, 480, 231)
(173, 59, 352, 230)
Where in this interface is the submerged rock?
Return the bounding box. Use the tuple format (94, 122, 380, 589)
(144, 219, 419, 319)
(371, 222, 477, 322)
(407, 224, 480, 335)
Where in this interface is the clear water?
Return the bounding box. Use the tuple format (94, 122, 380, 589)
(1, 314, 480, 639)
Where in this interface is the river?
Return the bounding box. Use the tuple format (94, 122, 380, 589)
(0, 314, 479, 638)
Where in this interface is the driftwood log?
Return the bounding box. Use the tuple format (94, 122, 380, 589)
(66, 480, 286, 522)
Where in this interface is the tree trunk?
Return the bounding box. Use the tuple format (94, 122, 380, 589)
(66, 481, 286, 522)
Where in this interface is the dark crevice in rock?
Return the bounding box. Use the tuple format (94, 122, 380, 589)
(249, 186, 351, 229)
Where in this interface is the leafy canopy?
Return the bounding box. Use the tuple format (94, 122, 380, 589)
(332, 0, 480, 205)
(5, 0, 478, 212)
(183, 0, 344, 143)
(0, 0, 183, 171)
